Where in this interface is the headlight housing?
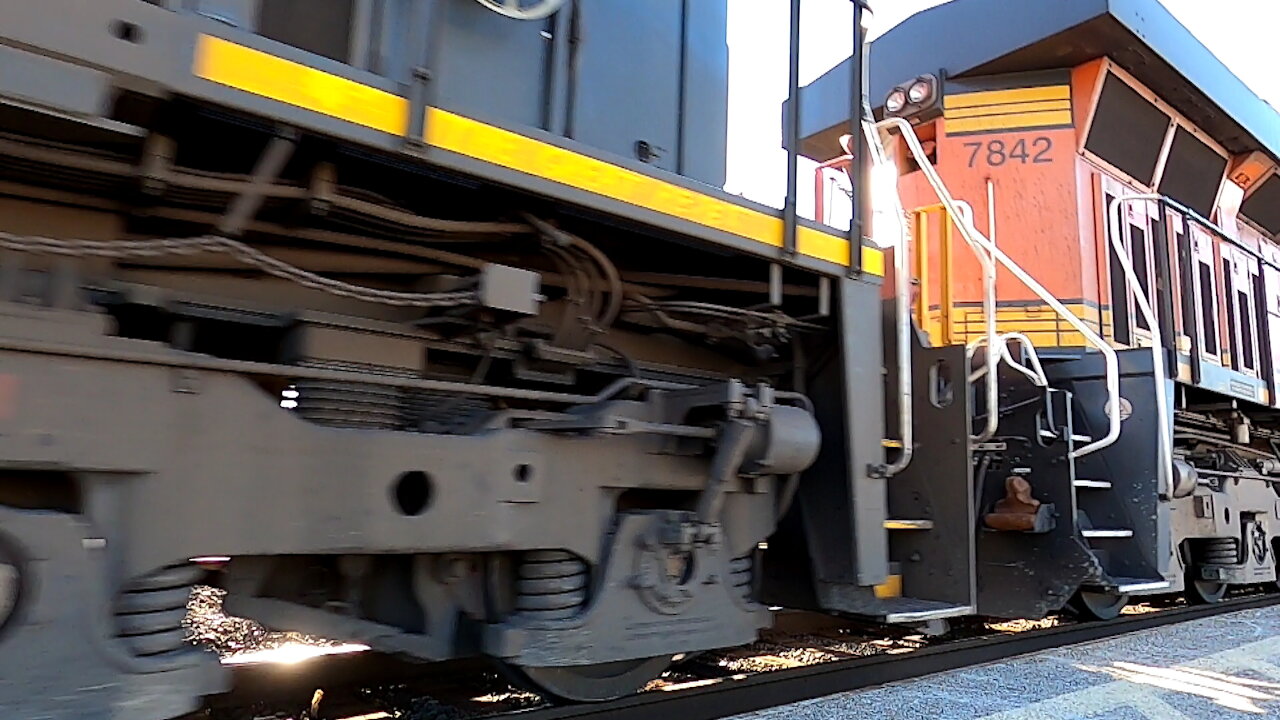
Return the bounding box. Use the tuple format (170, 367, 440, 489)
(885, 89, 908, 114)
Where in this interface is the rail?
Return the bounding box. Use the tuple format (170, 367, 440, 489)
(509, 593, 1280, 720)
(875, 117, 1121, 458)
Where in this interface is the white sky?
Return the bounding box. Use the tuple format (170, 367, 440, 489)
(724, 0, 1280, 216)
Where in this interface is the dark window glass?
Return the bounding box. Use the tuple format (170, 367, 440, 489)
(1199, 262, 1218, 355)
(1241, 175, 1280, 236)
(1158, 128, 1227, 217)
(258, 0, 354, 63)
(1224, 259, 1239, 369)
(1085, 75, 1170, 185)
(1105, 193, 1132, 344)
(1132, 226, 1151, 331)
(1239, 290, 1256, 370)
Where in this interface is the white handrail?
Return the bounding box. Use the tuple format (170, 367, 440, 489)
(1000, 332, 1050, 388)
(1106, 194, 1173, 499)
(860, 117, 913, 475)
(875, 117, 1121, 459)
(942, 200, 1000, 442)
(968, 333, 1049, 388)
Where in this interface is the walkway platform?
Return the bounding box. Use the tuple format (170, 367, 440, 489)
(733, 605, 1280, 719)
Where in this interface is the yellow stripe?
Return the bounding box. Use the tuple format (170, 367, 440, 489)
(426, 107, 883, 274)
(943, 85, 1071, 109)
(189, 36, 882, 274)
(193, 35, 409, 136)
(874, 574, 903, 599)
(946, 110, 1074, 134)
(944, 99, 1071, 119)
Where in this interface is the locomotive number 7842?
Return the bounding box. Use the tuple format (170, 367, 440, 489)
(963, 136, 1053, 167)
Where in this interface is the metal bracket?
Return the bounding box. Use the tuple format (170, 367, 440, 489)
(216, 130, 297, 237)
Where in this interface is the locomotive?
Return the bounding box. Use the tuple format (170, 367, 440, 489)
(0, 0, 1276, 718)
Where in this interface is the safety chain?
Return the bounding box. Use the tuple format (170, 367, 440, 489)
(0, 231, 477, 308)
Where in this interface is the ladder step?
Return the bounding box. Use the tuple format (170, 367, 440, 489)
(1036, 430, 1093, 443)
(884, 519, 934, 530)
(1086, 577, 1171, 594)
(882, 439, 904, 449)
(1073, 479, 1112, 489)
(1082, 528, 1133, 538)
(1115, 579, 1172, 593)
(876, 598, 975, 623)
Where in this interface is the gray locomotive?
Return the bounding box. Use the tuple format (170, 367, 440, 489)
(1, 0, 1278, 718)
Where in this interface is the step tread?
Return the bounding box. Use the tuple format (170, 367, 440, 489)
(1082, 528, 1134, 538)
(875, 597, 975, 623)
(1088, 576, 1171, 594)
(884, 519, 934, 530)
(1074, 479, 1113, 489)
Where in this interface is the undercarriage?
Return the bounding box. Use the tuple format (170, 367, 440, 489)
(0, 98, 850, 716)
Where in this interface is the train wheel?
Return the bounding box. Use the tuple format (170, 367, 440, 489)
(1185, 571, 1228, 605)
(1068, 589, 1128, 620)
(508, 657, 671, 702)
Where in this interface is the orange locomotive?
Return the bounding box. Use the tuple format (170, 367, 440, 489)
(798, 0, 1280, 619)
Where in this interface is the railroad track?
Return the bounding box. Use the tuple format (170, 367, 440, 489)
(197, 592, 1280, 720)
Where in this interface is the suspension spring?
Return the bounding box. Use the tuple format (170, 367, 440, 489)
(729, 555, 754, 604)
(291, 361, 414, 431)
(1196, 537, 1240, 565)
(114, 563, 204, 657)
(514, 550, 589, 621)
(294, 380, 407, 430)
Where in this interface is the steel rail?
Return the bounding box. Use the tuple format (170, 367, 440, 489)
(514, 594, 1280, 720)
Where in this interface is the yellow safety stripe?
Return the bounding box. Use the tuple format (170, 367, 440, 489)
(944, 99, 1071, 119)
(945, 110, 1074, 134)
(193, 35, 409, 136)
(191, 35, 882, 275)
(943, 85, 1071, 109)
(942, 85, 1073, 135)
(874, 574, 903, 599)
(926, 302, 1102, 348)
(425, 108, 882, 273)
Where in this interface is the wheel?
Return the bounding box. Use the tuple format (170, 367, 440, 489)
(1068, 589, 1129, 620)
(506, 656, 671, 702)
(1185, 570, 1228, 605)
(0, 534, 22, 635)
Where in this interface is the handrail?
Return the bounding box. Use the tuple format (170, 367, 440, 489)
(861, 118, 913, 476)
(916, 199, 1000, 442)
(875, 117, 1121, 459)
(1106, 194, 1174, 500)
(968, 334, 1049, 387)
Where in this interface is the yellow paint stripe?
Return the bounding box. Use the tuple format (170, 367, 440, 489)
(946, 110, 1074, 134)
(944, 99, 1071, 119)
(189, 36, 880, 274)
(944, 85, 1071, 109)
(425, 107, 883, 274)
(193, 35, 409, 136)
(874, 574, 903, 599)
